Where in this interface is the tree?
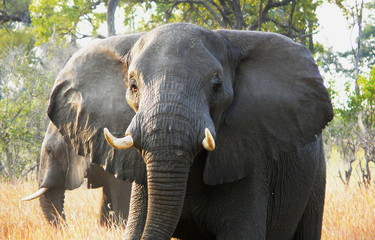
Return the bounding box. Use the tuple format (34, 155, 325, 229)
(107, 0, 121, 36)
(122, 0, 322, 52)
(344, 0, 374, 187)
(0, 24, 76, 180)
(321, 0, 374, 187)
(29, 0, 130, 44)
(324, 116, 360, 186)
(0, 0, 31, 26)
(0, 46, 48, 179)
(29, 0, 107, 46)
(356, 67, 375, 186)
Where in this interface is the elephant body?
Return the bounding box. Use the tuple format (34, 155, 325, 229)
(174, 138, 325, 239)
(46, 23, 333, 239)
(29, 122, 131, 226)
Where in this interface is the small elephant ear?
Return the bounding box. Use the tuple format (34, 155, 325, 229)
(48, 33, 146, 184)
(204, 30, 333, 185)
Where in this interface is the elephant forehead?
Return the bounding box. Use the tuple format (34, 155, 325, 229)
(138, 23, 206, 47)
(131, 24, 226, 66)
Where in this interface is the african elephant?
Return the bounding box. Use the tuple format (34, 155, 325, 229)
(46, 23, 333, 239)
(22, 122, 132, 226)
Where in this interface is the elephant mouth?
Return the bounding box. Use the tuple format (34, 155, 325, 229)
(104, 127, 215, 152)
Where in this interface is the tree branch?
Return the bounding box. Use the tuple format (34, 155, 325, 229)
(287, 0, 297, 36)
(17, 164, 38, 181)
(154, 0, 226, 27)
(0, 9, 31, 24)
(248, 0, 293, 30)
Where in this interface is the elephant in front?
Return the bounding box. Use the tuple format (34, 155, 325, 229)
(46, 23, 333, 239)
(23, 122, 132, 226)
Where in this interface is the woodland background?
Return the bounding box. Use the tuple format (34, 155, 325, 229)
(0, 0, 374, 238)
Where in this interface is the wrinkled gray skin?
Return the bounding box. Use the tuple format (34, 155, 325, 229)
(37, 122, 131, 226)
(86, 162, 131, 226)
(47, 23, 333, 239)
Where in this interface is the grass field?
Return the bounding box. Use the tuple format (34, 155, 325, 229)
(1, 177, 374, 239)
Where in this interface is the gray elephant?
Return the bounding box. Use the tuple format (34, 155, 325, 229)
(46, 23, 333, 239)
(22, 122, 132, 226)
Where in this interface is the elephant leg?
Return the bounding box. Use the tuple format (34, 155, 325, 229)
(99, 188, 112, 227)
(292, 161, 326, 240)
(208, 177, 268, 240)
(216, 216, 267, 240)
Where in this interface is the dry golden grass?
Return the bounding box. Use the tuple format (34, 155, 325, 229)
(1, 179, 374, 239)
(322, 186, 375, 240)
(0, 181, 123, 240)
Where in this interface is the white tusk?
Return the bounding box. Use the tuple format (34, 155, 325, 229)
(22, 187, 49, 201)
(104, 128, 134, 150)
(202, 128, 215, 151)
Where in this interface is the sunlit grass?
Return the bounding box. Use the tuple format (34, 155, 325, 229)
(322, 185, 375, 239)
(1, 177, 374, 239)
(0, 181, 123, 240)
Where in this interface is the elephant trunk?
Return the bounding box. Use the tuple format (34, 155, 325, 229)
(138, 102, 199, 239)
(125, 182, 148, 239)
(39, 187, 66, 226)
(142, 159, 190, 239)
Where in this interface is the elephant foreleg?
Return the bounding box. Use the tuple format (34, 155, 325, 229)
(99, 188, 112, 227)
(292, 161, 326, 240)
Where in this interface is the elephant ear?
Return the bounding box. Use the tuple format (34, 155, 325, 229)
(204, 30, 333, 185)
(48, 33, 146, 184)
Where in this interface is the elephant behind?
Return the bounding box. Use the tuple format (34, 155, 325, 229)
(23, 122, 132, 226)
(46, 23, 333, 239)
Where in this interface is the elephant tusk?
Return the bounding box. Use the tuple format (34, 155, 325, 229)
(202, 128, 215, 151)
(104, 128, 134, 150)
(21, 187, 49, 201)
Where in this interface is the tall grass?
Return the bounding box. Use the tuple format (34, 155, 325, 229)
(0, 181, 123, 240)
(322, 186, 375, 239)
(1, 180, 374, 239)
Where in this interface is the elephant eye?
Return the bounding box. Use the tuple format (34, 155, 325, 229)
(212, 82, 221, 92)
(210, 74, 223, 103)
(212, 74, 222, 92)
(130, 78, 138, 94)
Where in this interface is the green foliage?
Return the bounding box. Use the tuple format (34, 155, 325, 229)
(0, 47, 49, 179)
(326, 66, 374, 127)
(0, 0, 31, 27)
(358, 67, 375, 106)
(319, 1, 374, 185)
(357, 67, 375, 127)
(360, 23, 375, 67)
(121, 0, 321, 50)
(29, 0, 105, 45)
(0, 28, 35, 53)
(0, 20, 76, 179)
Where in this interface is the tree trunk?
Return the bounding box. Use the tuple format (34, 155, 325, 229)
(107, 0, 120, 37)
(4, 138, 13, 179)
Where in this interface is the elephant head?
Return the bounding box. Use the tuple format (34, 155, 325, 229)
(22, 122, 132, 226)
(47, 23, 333, 239)
(22, 122, 88, 225)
